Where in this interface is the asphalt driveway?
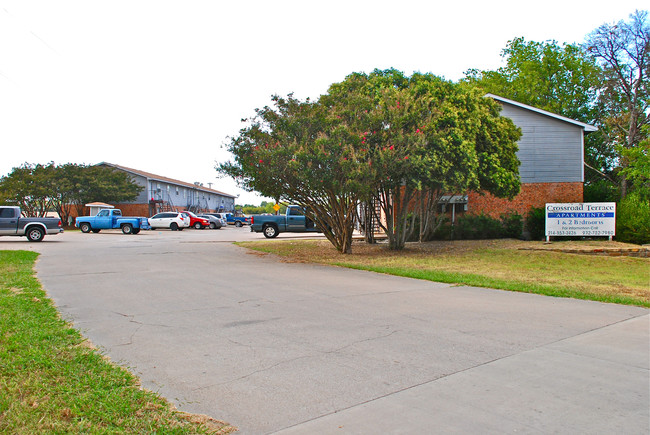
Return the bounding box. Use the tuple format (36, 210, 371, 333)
(3, 228, 648, 434)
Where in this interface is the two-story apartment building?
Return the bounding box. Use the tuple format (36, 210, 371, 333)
(465, 94, 598, 218)
(96, 162, 236, 217)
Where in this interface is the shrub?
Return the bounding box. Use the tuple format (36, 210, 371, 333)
(432, 217, 452, 240)
(584, 179, 620, 202)
(525, 207, 546, 240)
(442, 213, 522, 240)
(616, 191, 650, 244)
(501, 212, 523, 238)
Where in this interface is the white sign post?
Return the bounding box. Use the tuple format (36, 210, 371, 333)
(545, 203, 616, 242)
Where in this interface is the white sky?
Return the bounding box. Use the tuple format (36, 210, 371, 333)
(0, 1, 644, 205)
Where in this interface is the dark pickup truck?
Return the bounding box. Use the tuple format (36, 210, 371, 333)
(250, 205, 321, 238)
(0, 206, 64, 242)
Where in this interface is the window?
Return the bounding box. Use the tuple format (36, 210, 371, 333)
(289, 207, 304, 216)
(97, 210, 110, 217)
(176, 187, 179, 195)
(0, 208, 15, 218)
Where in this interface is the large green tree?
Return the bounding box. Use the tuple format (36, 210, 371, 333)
(0, 163, 143, 221)
(585, 10, 649, 198)
(0, 163, 57, 217)
(465, 37, 601, 121)
(463, 37, 608, 185)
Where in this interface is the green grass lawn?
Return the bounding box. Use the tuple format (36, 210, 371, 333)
(237, 239, 650, 307)
(0, 250, 234, 434)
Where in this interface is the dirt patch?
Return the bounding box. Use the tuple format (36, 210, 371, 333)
(178, 412, 237, 434)
(246, 250, 269, 257)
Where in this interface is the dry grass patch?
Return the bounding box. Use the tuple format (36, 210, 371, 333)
(237, 238, 649, 307)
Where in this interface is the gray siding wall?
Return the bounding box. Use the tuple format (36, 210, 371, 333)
(98, 163, 235, 211)
(131, 174, 149, 203)
(148, 180, 234, 211)
(500, 103, 584, 183)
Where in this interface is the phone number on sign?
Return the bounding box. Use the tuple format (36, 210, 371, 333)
(547, 230, 614, 236)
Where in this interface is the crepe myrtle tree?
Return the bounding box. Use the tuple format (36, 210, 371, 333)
(219, 69, 521, 252)
(337, 69, 522, 250)
(218, 94, 376, 254)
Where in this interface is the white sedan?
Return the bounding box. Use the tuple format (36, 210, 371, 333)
(148, 212, 189, 231)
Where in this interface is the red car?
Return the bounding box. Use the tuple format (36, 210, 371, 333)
(180, 211, 210, 229)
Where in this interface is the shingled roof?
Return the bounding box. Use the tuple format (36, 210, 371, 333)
(97, 162, 236, 198)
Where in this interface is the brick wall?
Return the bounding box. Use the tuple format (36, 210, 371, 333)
(113, 204, 150, 217)
(467, 182, 584, 218)
(66, 204, 150, 218)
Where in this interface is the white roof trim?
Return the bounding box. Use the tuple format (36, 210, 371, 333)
(485, 93, 598, 132)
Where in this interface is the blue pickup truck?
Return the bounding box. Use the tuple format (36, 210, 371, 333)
(76, 209, 150, 234)
(250, 205, 321, 238)
(224, 213, 250, 227)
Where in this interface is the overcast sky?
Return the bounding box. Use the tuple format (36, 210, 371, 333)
(0, 1, 644, 205)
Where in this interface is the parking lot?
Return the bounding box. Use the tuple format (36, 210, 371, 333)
(2, 227, 648, 434)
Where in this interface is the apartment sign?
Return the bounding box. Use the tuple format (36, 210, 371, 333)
(545, 203, 616, 237)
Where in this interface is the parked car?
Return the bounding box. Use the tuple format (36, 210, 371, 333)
(180, 211, 210, 229)
(250, 205, 321, 238)
(76, 208, 150, 234)
(0, 206, 64, 242)
(198, 214, 222, 229)
(224, 212, 250, 227)
(148, 212, 189, 231)
(205, 213, 228, 227)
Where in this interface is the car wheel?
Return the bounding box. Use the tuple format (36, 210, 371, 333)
(235, 221, 242, 227)
(263, 224, 279, 238)
(194, 222, 202, 229)
(209, 222, 216, 229)
(170, 222, 179, 231)
(121, 224, 133, 234)
(132, 228, 141, 234)
(26, 227, 45, 242)
(80, 223, 91, 233)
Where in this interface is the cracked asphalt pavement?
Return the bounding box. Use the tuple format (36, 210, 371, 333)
(4, 228, 648, 434)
